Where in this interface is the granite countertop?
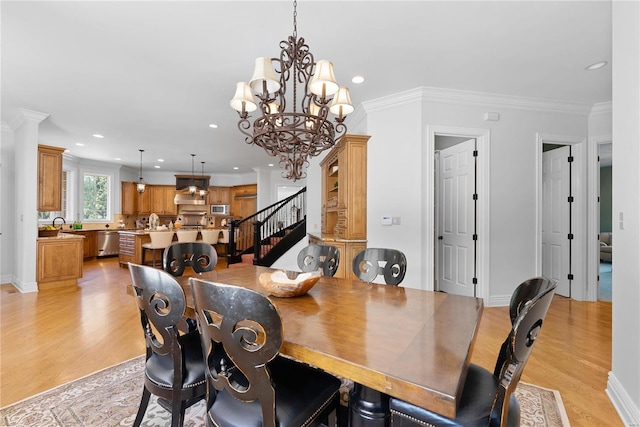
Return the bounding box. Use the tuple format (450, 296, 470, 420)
(38, 233, 85, 240)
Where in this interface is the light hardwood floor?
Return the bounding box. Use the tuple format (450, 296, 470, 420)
(1, 257, 622, 426)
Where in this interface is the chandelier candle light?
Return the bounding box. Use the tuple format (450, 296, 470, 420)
(230, 0, 354, 181)
(200, 161, 207, 199)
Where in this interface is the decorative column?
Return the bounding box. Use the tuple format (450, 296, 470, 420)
(11, 108, 49, 292)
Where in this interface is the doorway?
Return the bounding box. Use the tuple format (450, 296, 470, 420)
(427, 125, 489, 301)
(435, 137, 477, 297)
(598, 142, 613, 301)
(536, 133, 587, 300)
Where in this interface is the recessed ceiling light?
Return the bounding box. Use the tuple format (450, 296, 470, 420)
(92, 134, 104, 138)
(114, 157, 121, 161)
(209, 124, 218, 128)
(233, 167, 239, 170)
(154, 165, 161, 169)
(75, 143, 84, 146)
(157, 159, 164, 162)
(352, 76, 365, 84)
(268, 163, 274, 167)
(585, 61, 608, 71)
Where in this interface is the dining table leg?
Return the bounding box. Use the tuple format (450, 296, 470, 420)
(348, 383, 390, 426)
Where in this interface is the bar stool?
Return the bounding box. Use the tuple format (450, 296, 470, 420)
(142, 231, 174, 268)
(176, 230, 198, 242)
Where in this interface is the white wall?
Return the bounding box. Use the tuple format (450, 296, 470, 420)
(0, 125, 15, 283)
(608, 2, 640, 424)
(360, 88, 588, 301)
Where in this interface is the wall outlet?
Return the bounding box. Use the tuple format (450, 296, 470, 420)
(381, 216, 392, 226)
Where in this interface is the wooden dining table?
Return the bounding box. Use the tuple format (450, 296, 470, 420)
(175, 265, 484, 425)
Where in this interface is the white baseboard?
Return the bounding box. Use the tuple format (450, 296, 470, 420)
(487, 294, 511, 307)
(7, 276, 38, 293)
(607, 371, 640, 426)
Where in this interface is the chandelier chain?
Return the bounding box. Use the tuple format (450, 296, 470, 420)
(293, 0, 297, 39)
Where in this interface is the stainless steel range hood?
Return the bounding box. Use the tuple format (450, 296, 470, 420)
(174, 193, 206, 206)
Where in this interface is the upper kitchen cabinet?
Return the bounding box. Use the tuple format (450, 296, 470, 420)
(230, 184, 257, 219)
(137, 185, 152, 215)
(38, 144, 65, 212)
(207, 186, 230, 205)
(150, 185, 177, 215)
(121, 182, 139, 215)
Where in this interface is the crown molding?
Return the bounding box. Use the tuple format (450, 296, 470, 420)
(362, 86, 594, 116)
(10, 108, 50, 130)
(590, 101, 612, 114)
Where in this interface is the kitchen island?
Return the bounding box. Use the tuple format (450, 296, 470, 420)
(37, 233, 84, 289)
(118, 229, 228, 268)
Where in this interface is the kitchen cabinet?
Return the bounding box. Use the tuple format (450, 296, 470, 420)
(150, 185, 177, 215)
(207, 186, 230, 205)
(38, 144, 65, 212)
(137, 186, 152, 215)
(230, 184, 257, 220)
(37, 234, 84, 289)
(121, 182, 139, 215)
(74, 230, 98, 260)
(118, 231, 150, 268)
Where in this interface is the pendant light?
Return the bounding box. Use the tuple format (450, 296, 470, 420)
(137, 149, 146, 194)
(188, 154, 197, 196)
(199, 161, 207, 199)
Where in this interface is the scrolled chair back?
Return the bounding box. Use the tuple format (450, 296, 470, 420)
(352, 248, 407, 285)
(163, 241, 218, 276)
(491, 277, 557, 426)
(297, 244, 340, 277)
(190, 278, 283, 426)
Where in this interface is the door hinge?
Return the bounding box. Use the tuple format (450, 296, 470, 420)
(473, 234, 478, 241)
(568, 273, 574, 280)
(473, 193, 478, 200)
(568, 234, 574, 240)
(568, 196, 574, 203)
(473, 150, 478, 157)
(472, 277, 478, 285)
(568, 156, 574, 162)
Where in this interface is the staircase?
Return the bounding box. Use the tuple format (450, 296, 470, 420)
(228, 187, 306, 267)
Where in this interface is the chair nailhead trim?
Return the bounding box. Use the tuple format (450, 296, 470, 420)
(301, 390, 339, 427)
(146, 373, 205, 389)
(390, 409, 437, 427)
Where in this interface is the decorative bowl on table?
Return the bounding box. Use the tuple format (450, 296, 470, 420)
(259, 269, 322, 297)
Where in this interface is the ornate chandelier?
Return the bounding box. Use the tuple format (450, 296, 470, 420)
(230, 0, 354, 181)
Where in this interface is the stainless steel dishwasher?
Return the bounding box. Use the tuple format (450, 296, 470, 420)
(97, 230, 120, 257)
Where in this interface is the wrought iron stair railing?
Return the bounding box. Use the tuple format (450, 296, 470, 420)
(228, 187, 306, 266)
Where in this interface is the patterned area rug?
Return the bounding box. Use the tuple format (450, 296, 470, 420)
(1, 356, 570, 426)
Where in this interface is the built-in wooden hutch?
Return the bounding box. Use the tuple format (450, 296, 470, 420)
(310, 134, 369, 278)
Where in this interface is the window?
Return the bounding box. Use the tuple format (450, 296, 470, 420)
(83, 172, 110, 221)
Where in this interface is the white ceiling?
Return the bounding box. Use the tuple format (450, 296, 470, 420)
(1, 1, 612, 176)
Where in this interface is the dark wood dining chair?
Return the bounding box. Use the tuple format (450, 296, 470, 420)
(352, 248, 407, 285)
(128, 262, 207, 427)
(297, 244, 340, 276)
(389, 277, 557, 427)
(189, 278, 341, 427)
(163, 241, 218, 277)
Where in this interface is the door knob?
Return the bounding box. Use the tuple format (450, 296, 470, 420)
(438, 235, 443, 240)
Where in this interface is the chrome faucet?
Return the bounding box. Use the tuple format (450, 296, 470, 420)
(52, 217, 66, 229)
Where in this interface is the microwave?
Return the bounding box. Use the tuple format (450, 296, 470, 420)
(210, 204, 230, 215)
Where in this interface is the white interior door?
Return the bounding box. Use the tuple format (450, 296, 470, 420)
(436, 139, 475, 297)
(542, 146, 571, 297)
